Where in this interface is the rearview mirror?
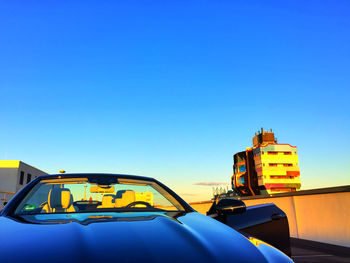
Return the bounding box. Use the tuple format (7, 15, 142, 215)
(90, 186, 115, 193)
(216, 199, 246, 215)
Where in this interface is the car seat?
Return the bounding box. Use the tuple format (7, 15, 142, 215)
(97, 194, 116, 208)
(42, 188, 75, 213)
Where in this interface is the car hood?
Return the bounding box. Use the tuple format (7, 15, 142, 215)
(0, 212, 290, 263)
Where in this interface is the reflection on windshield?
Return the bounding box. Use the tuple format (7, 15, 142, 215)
(14, 176, 185, 216)
(16, 211, 186, 225)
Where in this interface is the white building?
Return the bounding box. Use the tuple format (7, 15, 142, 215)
(0, 160, 47, 208)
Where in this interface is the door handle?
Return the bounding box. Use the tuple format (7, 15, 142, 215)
(271, 213, 283, 220)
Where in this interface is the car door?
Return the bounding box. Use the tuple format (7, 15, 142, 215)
(207, 200, 291, 256)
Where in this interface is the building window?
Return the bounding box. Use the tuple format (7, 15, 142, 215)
(270, 175, 295, 179)
(283, 164, 293, 167)
(267, 151, 278, 155)
(269, 163, 278, 167)
(19, 171, 25, 185)
(27, 174, 32, 184)
(238, 165, 246, 173)
(284, 152, 292, 155)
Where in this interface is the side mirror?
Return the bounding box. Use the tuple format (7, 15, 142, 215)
(216, 199, 246, 215)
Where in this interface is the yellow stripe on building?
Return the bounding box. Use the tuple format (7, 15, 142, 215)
(0, 160, 20, 168)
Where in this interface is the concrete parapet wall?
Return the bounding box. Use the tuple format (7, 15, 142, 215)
(189, 185, 350, 248)
(190, 201, 213, 215)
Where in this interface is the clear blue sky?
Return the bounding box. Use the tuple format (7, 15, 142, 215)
(1, 1, 349, 201)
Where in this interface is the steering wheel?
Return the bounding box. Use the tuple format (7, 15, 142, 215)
(125, 201, 152, 208)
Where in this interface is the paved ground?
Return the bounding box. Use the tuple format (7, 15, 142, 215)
(291, 246, 350, 263)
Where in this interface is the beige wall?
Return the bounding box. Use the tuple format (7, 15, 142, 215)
(190, 191, 350, 248)
(190, 201, 213, 215)
(292, 192, 350, 247)
(0, 168, 19, 193)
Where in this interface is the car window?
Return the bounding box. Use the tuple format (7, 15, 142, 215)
(14, 176, 185, 215)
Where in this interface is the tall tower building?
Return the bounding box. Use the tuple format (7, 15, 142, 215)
(232, 129, 301, 196)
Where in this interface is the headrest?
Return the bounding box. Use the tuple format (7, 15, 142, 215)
(49, 188, 72, 210)
(116, 190, 126, 199)
(116, 190, 135, 198)
(122, 190, 135, 201)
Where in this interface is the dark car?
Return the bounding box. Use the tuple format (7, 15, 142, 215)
(207, 198, 291, 256)
(0, 173, 293, 263)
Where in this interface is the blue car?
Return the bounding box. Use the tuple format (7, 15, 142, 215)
(0, 173, 293, 263)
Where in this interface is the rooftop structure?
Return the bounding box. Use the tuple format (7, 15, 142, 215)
(0, 160, 47, 208)
(253, 128, 277, 147)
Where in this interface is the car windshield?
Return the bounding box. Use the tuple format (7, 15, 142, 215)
(14, 175, 185, 216)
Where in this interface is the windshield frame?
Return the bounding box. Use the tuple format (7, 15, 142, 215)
(1, 173, 194, 218)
